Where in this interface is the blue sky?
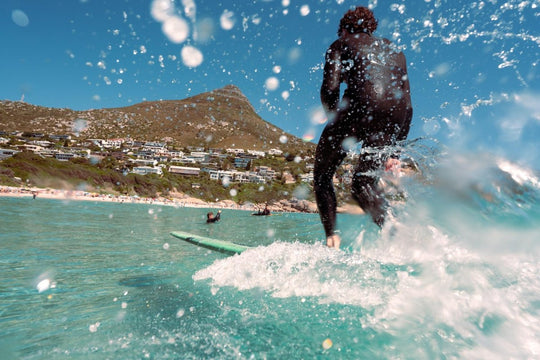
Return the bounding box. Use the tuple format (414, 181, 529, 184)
(2, 0, 539, 165)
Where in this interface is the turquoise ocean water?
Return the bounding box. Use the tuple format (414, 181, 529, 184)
(1, 153, 539, 359)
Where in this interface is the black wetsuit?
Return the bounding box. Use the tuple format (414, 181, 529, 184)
(314, 32, 413, 236)
(206, 212, 221, 223)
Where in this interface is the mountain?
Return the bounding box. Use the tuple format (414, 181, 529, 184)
(0, 85, 315, 153)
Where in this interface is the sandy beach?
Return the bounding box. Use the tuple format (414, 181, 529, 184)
(0, 185, 251, 210)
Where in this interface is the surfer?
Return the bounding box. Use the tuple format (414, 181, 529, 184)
(253, 203, 271, 216)
(261, 203, 271, 216)
(314, 6, 413, 249)
(206, 210, 221, 223)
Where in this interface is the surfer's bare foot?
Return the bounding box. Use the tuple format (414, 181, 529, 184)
(326, 234, 341, 249)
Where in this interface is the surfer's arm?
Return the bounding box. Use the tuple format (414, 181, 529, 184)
(320, 44, 342, 114)
(396, 52, 413, 142)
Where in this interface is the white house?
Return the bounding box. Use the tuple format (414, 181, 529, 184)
(247, 150, 266, 158)
(226, 148, 245, 155)
(268, 148, 283, 156)
(132, 166, 163, 175)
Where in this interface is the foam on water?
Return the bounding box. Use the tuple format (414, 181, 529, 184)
(194, 146, 540, 358)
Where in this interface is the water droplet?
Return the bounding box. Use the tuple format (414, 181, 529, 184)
(12, 9, 29, 27)
(220, 10, 235, 30)
(89, 322, 100, 333)
(310, 107, 327, 125)
(265, 77, 279, 91)
(322, 338, 333, 350)
(181, 45, 203, 67)
(36, 279, 50, 293)
(300, 5, 310, 16)
(163, 16, 189, 44)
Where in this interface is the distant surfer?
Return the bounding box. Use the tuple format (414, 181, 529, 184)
(206, 210, 221, 223)
(314, 6, 413, 249)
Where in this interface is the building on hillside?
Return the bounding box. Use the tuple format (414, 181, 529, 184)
(268, 148, 283, 156)
(247, 150, 266, 157)
(102, 138, 125, 149)
(38, 149, 59, 158)
(234, 157, 251, 169)
(55, 153, 76, 161)
(300, 172, 314, 183)
(187, 146, 205, 152)
(22, 132, 44, 138)
(137, 150, 157, 160)
(208, 169, 250, 183)
(248, 172, 266, 184)
(49, 134, 72, 141)
(170, 157, 196, 164)
(255, 166, 276, 182)
(169, 150, 185, 158)
(226, 148, 245, 155)
(87, 139, 105, 148)
(143, 142, 166, 151)
(0, 148, 19, 160)
(281, 171, 296, 184)
(209, 170, 234, 182)
(133, 159, 157, 167)
(186, 151, 209, 163)
(30, 140, 53, 148)
(132, 166, 163, 176)
(18, 144, 43, 152)
(169, 166, 200, 176)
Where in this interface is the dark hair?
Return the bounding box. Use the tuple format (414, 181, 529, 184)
(338, 6, 378, 36)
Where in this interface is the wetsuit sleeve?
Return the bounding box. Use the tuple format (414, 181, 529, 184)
(215, 212, 221, 221)
(320, 43, 342, 113)
(396, 52, 413, 141)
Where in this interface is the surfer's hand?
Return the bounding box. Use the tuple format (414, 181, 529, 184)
(385, 158, 401, 173)
(326, 234, 341, 249)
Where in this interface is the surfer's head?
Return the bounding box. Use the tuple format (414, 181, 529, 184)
(338, 6, 377, 36)
(207, 212, 213, 218)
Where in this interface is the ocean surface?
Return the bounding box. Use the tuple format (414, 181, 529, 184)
(1, 153, 539, 359)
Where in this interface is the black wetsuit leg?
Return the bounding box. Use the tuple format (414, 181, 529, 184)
(350, 107, 411, 227)
(314, 123, 348, 237)
(351, 147, 388, 226)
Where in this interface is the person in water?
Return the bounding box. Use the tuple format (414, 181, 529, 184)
(206, 210, 221, 223)
(314, 6, 413, 249)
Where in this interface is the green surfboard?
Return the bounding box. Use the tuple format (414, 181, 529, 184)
(170, 231, 251, 255)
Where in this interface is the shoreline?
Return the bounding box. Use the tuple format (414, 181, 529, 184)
(0, 185, 328, 213)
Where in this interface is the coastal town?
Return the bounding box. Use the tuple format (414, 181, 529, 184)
(0, 129, 320, 185)
(0, 129, 362, 213)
